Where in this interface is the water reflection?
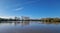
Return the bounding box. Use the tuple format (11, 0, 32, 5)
(0, 21, 60, 24)
(0, 21, 60, 33)
(13, 21, 30, 26)
(41, 22, 60, 24)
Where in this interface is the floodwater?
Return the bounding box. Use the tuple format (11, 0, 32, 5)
(0, 21, 60, 33)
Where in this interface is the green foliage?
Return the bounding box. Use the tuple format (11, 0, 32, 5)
(40, 18, 60, 22)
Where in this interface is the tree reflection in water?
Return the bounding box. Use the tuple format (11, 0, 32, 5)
(13, 21, 30, 26)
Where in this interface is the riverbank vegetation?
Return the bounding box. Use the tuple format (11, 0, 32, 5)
(0, 17, 60, 22)
(40, 18, 60, 22)
(0, 18, 20, 21)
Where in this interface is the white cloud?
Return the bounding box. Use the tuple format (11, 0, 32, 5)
(15, 7, 23, 11)
(0, 16, 14, 19)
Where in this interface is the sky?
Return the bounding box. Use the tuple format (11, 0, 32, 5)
(0, 0, 60, 18)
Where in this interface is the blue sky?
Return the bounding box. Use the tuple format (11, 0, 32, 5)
(0, 0, 60, 18)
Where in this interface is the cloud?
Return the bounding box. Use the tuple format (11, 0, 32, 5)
(0, 16, 14, 19)
(8, 0, 40, 11)
(15, 7, 23, 11)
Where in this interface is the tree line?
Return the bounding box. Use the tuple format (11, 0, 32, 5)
(40, 18, 60, 22)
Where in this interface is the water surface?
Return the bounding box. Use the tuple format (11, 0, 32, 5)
(0, 21, 60, 33)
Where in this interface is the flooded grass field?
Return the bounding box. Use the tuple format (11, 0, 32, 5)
(0, 21, 60, 33)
